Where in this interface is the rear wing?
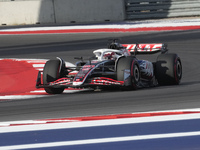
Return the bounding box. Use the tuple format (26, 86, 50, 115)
(122, 43, 168, 54)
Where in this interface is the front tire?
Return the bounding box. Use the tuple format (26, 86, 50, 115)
(43, 59, 65, 94)
(155, 53, 182, 85)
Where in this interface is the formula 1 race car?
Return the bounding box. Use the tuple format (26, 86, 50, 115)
(36, 40, 182, 94)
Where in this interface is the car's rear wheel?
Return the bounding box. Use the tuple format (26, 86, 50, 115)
(43, 59, 65, 94)
(155, 53, 182, 85)
(117, 56, 140, 89)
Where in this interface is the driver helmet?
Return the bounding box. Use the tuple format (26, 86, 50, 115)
(108, 43, 124, 50)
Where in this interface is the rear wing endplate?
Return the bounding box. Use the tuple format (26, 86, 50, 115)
(122, 43, 168, 54)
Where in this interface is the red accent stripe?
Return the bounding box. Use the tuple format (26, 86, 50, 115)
(2, 111, 200, 127)
(0, 26, 200, 34)
(64, 111, 200, 121)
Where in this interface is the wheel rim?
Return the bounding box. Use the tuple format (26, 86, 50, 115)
(134, 65, 140, 82)
(176, 60, 182, 79)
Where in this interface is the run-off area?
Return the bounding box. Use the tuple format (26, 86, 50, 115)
(0, 59, 84, 100)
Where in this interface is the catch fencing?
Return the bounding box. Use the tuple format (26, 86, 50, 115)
(125, 0, 200, 20)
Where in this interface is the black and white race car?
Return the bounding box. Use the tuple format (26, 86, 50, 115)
(36, 40, 182, 94)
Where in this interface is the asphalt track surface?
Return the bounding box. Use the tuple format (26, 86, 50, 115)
(0, 30, 200, 122)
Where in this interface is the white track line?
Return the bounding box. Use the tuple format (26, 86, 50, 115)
(1, 112, 200, 133)
(1, 18, 200, 32)
(0, 95, 48, 100)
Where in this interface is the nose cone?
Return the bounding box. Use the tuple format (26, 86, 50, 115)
(73, 81, 83, 86)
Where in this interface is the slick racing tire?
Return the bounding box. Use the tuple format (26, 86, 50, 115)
(43, 59, 65, 94)
(155, 53, 182, 85)
(117, 56, 140, 89)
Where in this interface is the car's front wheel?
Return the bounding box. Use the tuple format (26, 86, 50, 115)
(43, 59, 65, 94)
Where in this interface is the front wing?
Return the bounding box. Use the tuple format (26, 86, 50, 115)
(36, 71, 125, 89)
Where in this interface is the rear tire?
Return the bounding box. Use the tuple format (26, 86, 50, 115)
(155, 53, 182, 85)
(117, 56, 140, 89)
(43, 59, 65, 94)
